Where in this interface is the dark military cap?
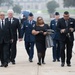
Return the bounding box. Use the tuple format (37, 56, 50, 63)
(55, 12, 59, 15)
(29, 13, 33, 16)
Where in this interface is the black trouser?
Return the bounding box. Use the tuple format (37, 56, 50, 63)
(60, 37, 73, 64)
(9, 41, 17, 62)
(0, 41, 9, 65)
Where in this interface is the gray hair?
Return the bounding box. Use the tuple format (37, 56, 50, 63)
(7, 9, 14, 14)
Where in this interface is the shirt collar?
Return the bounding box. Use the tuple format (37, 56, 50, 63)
(8, 18, 13, 21)
(0, 19, 5, 22)
(0, 19, 1, 22)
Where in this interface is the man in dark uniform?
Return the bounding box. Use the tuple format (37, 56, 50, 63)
(0, 12, 13, 67)
(50, 12, 60, 62)
(57, 11, 75, 67)
(21, 13, 36, 62)
(6, 9, 21, 64)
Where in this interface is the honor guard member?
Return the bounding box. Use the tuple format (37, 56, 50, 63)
(57, 11, 75, 67)
(21, 13, 36, 62)
(50, 12, 60, 62)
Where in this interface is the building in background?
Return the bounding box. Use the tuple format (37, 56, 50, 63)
(13, 0, 63, 11)
(13, 0, 48, 11)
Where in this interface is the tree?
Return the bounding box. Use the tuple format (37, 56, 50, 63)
(0, 0, 13, 7)
(13, 5, 22, 14)
(63, 0, 75, 7)
(0, 0, 5, 5)
(46, 0, 59, 14)
(6, 0, 13, 8)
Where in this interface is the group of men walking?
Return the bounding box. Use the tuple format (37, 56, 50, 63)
(0, 10, 36, 67)
(0, 9, 75, 68)
(0, 10, 21, 67)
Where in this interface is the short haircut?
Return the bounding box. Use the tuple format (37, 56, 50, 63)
(7, 9, 14, 14)
(0, 12, 5, 15)
(64, 11, 69, 15)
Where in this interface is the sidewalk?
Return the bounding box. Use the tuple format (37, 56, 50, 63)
(0, 41, 75, 75)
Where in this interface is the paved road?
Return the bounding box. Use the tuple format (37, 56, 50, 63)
(0, 41, 75, 75)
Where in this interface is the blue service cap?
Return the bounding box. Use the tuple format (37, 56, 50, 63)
(29, 13, 33, 16)
(55, 12, 59, 15)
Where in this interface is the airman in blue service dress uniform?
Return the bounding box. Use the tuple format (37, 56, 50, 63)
(21, 13, 36, 62)
(50, 12, 60, 62)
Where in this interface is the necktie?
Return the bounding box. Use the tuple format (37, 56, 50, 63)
(56, 20, 58, 26)
(9, 18, 11, 24)
(2, 20, 4, 29)
(65, 20, 68, 27)
(65, 20, 70, 37)
(30, 20, 32, 24)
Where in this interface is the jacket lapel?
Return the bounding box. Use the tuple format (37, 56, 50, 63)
(63, 18, 66, 28)
(0, 22, 1, 29)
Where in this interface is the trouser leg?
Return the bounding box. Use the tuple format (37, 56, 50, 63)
(29, 42, 34, 60)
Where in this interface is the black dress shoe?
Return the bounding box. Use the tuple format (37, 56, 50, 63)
(37, 62, 41, 65)
(61, 63, 65, 67)
(4, 63, 8, 67)
(29, 59, 33, 62)
(57, 59, 60, 62)
(42, 62, 46, 64)
(0, 64, 4, 67)
(11, 59, 15, 64)
(12, 61, 15, 64)
(67, 64, 71, 67)
(53, 59, 56, 62)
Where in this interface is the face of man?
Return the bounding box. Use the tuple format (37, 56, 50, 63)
(28, 16, 33, 21)
(0, 13, 5, 20)
(63, 14, 69, 20)
(8, 12, 13, 18)
(55, 15, 60, 20)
